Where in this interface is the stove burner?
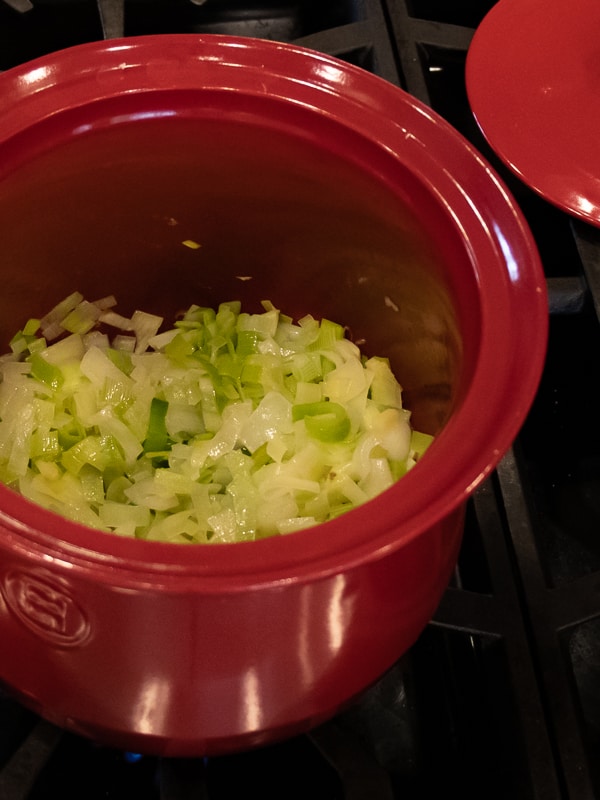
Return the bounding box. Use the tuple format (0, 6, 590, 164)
(0, 688, 396, 799)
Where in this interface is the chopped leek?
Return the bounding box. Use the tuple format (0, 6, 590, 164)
(292, 401, 351, 442)
(0, 294, 434, 543)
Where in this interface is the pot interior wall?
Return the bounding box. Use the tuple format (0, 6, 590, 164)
(0, 91, 476, 435)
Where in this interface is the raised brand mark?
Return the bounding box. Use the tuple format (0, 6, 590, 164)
(1, 570, 90, 647)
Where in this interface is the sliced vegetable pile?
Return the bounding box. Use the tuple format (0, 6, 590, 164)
(0, 293, 433, 543)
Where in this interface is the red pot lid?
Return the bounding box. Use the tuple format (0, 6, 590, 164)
(466, 0, 600, 227)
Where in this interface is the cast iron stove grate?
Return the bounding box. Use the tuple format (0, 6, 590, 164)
(1, 1, 600, 798)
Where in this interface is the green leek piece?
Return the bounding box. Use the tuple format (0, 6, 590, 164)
(105, 347, 133, 376)
(410, 429, 434, 458)
(62, 434, 124, 475)
(30, 430, 60, 461)
(23, 318, 41, 336)
(236, 329, 260, 356)
(367, 356, 403, 409)
(308, 317, 344, 350)
(28, 354, 64, 391)
(61, 300, 102, 335)
(292, 401, 351, 442)
(143, 397, 170, 453)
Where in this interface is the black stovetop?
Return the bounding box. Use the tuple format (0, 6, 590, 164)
(1, 1, 600, 798)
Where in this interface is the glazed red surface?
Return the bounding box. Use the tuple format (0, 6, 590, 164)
(466, 0, 600, 226)
(0, 35, 547, 755)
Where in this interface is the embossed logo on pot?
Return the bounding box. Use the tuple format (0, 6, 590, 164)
(1, 570, 90, 647)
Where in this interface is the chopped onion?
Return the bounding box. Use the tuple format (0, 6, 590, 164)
(0, 294, 434, 543)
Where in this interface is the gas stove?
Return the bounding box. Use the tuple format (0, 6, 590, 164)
(1, 1, 599, 798)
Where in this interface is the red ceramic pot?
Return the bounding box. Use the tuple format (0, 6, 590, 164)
(0, 35, 547, 756)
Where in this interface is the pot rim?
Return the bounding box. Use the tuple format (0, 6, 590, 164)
(0, 34, 548, 587)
